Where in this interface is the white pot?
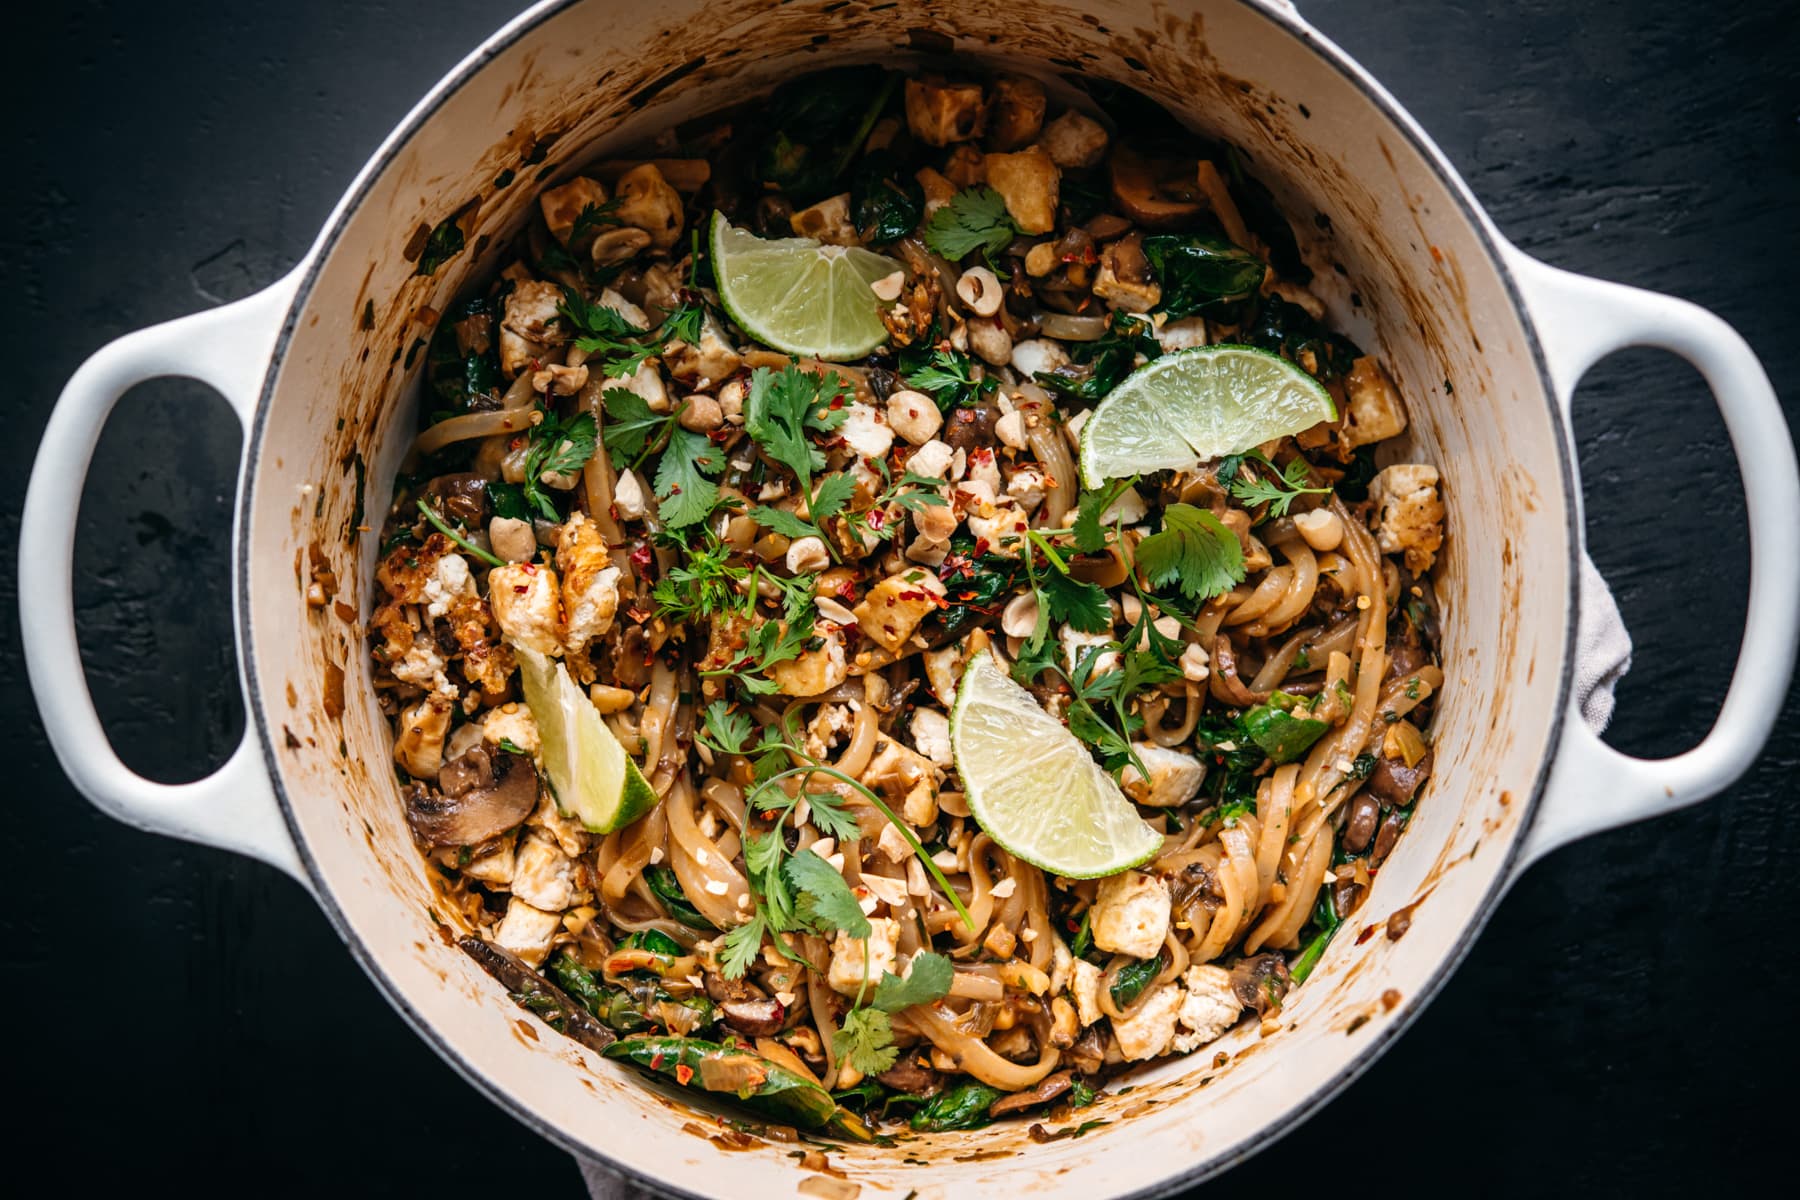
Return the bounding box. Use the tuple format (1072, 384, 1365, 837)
(22, 2, 1798, 1196)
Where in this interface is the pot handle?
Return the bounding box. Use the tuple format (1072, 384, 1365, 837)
(19, 273, 310, 888)
(1504, 248, 1800, 873)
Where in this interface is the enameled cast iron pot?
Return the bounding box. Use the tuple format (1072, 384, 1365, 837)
(22, 2, 1800, 1196)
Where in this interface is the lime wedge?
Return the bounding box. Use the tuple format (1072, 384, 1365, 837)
(515, 646, 658, 833)
(709, 211, 900, 362)
(950, 650, 1163, 879)
(1077, 345, 1337, 486)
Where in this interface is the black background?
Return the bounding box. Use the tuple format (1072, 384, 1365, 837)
(4, 1, 1797, 1194)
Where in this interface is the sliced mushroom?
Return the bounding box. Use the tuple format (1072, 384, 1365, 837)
(421, 472, 490, 526)
(704, 974, 788, 1037)
(1228, 953, 1292, 1017)
(1367, 750, 1433, 807)
(876, 1056, 943, 1097)
(1209, 636, 1268, 707)
(1092, 232, 1161, 313)
(1109, 145, 1205, 229)
(405, 744, 538, 846)
(988, 1070, 1073, 1117)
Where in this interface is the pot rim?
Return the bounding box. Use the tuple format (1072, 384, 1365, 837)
(236, 1, 1580, 1193)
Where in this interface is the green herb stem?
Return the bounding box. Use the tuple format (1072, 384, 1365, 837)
(416, 498, 505, 568)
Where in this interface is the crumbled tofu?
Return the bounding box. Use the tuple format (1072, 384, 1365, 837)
(481, 703, 541, 756)
(839, 402, 896, 458)
(1171, 964, 1244, 1052)
(1049, 935, 1075, 996)
(531, 792, 590, 859)
(1005, 464, 1049, 513)
(790, 192, 860, 246)
(612, 162, 685, 249)
(487, 563, 563, 655)
(1369, 463, 1446, 573)
(908, 707, 953, 766)
(853, 569, 948, 654)
(1070, 959, 1104, 1027)
(494, 897, 563, 967)
(600, 357, 668, 413)
(966, 496, 1030, 555)
(539, 176, 610, 247)
(1119, 743, 1207, 807)
(394, 693, 453, 778)
(904, 77, 987, 146)
(828, 917, 901, 995)
(987, 75, 1046, 150)
(768, 625, 849, 696)
(1037, 109, 1109, 169)
(461, 836, 517, 887)
(499, 280, 568, 377)
(983, 146, 1060, 235)
(907, 438, 955, 480)
(1341, 356, 1409, 449)
(662, 310, 741, 391)
(1062, 625, 1118, 677)
(390, 632, 451, 694)
(1098, 486, 1149, 526)
(1009, 337, 1070, 378)
(1111, 983, 1183, 1060)
(556, 512, 620, 655)
(1155, 317, 1209, 352)
(876, 821, 916, 864)
(511, 831, 580, 911)
(1091, 871, 1171, 959)
(421, 553, 475, 620)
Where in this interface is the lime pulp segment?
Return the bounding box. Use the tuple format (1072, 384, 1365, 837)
(1077, 345, 1337, 486)
(708, 211, 900, 362)
(515, 646, 658, 834)
(950, 651, 1163, 879)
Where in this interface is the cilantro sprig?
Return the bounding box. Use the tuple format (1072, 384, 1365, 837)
(520, 408, 599, 521)
(836, 951, 955, 1075)
(1134, 503, 1246, 602)
(743, 365, 853, 550)
(923, 186, 1020, 267)
(1217, 450, 1331, 520)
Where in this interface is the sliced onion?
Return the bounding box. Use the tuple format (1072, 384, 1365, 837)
(1034, 312, 1110, 341)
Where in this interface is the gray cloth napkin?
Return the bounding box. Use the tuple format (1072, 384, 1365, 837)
(576, 554, 1632, 1198)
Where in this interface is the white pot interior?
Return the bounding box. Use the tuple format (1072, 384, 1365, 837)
(243, 1, 1573, 1195)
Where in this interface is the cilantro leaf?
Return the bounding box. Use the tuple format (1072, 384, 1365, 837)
(652, 426, 726, 528)
(923, 186, 1020, 264)
(520, 409, 598, 520)
(747, 505, 822, 540)
(567, 198, 622, 246)
(870, 950, 954, 1013)
(834, 1006, 900, 1076)
(698, 701, 753, 755)
(808, 471, 858, 524)
(599, 386, 673, 467)
(1072, 478, 1135, 554)
(720, 913, 768, 980)
(804, 788, 865, 843)
(745, 365, 850, 492)
(1220, 451, 1331, 519)
(899, 342, 997, 412)
(1135, 503, 1245, 601)
(783, 850, 871, 938)
(1039, 570, 1112, 633)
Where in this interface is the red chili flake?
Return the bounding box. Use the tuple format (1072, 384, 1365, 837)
(521, 562, 537, 575)
(630, 544, 652, 570)
(1354, 924, 1378, 945)
(513, 585, 528, 594)
(867, 510, 886, 529)
(973, 538, 991, 555)
(675, 1064, 695, 1086)
(650, 1052, 667, 1070)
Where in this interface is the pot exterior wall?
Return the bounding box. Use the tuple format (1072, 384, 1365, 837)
(243, 3, 1571, 1195)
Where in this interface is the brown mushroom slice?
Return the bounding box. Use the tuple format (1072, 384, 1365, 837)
(1228, 952, 1292, 1017)
(1367, 749, 1433, 807)
(1209, 636, 1269, 707)
(876, 1055, 943, 1097)
(705, 974, 788, 1038)
(988, 1070, 1074, 1117)
(405, 745, 538, 846)
(1109, 145, 1205, 229)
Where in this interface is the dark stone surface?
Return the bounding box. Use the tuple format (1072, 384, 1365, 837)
(2, 1, 1794, 1193)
